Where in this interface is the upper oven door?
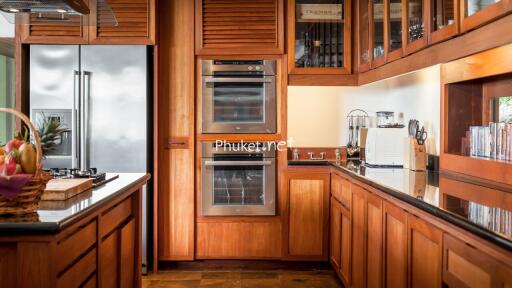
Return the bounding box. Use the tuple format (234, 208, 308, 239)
(202, 76, 277, 134)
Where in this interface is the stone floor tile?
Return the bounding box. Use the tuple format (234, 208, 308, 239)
(240, 271, 279, 279)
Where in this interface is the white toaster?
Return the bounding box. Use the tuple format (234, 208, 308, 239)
(365, 128, 407, 167)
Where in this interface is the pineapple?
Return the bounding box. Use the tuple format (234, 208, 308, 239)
(37, 117, 67, 157)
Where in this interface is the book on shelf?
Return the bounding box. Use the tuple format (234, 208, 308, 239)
(463, 122, 512, 161)
(468, 201, 512, 238)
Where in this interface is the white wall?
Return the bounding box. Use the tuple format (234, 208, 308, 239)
(0, 14, 15, 37)
(288, 65, 441, 155)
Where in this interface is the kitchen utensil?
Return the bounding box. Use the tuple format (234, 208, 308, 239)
(408, 119, 419, 137)
(376, 111, 395, 128)
(416, 126, 427, 145)
(346, 109, 369, 158)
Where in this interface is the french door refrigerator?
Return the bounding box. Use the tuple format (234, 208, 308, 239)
(29, 45, 151, 272)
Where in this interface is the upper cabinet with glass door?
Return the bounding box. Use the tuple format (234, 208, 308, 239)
(357, 0, 371, 72)
(460, 0, 512, 32)
(371, 0, 386, 67)
(429, 0, 458, 44)
(288, 0, 352, 75)
(404, 0, 428, 54)
(387, 0, 404, 62)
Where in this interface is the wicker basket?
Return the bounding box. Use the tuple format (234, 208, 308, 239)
(0, 108, 50, 216)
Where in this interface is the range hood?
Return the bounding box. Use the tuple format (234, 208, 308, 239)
(0, 0, 90, 15)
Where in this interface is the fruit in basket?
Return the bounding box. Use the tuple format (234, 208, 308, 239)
(0, 153, 17, 177)
(0, 147, 4, 156)
(5, 139, 23, 153)
(0, 155, 4, 166)
(18, 143, 37, 174)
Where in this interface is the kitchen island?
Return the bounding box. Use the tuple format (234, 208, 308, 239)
(0, 173, 149, 288)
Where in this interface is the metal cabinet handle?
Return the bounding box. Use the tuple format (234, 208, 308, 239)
(205, 77, 273, 83)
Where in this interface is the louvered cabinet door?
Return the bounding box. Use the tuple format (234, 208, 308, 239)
(19, 9, 89, 44)
(89, 0, 156, 44)
(195, 0, 285, 55)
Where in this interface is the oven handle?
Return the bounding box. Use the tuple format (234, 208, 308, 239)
(204, 160, 273, 166)
(205, 77, 273, 83)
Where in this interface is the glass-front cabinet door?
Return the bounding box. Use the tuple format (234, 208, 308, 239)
(371, 0, 386, 67)
(387, 0, 404, 61)
(429, 0, 458, 44)
(404, 0, 428, 54)
(289, 0, 352, 74)
(358, 0, 371, 72)
(461, 0, 512, 32)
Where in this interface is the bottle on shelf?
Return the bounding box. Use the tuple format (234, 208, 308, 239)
(304, 32, 311, 68)
(312, 40, 321, 67)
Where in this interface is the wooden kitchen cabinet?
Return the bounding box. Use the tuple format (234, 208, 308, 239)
(428, 0, 459, 44)
(460, 0, 512, 32)
(288, 0, 352, 76)
(370, 0, 386, 67)
(157, 0, 195, 262)
(443, 233, 512, 287)
(404, 0, 428, 55)
(331, 171, 351, 209)
(19, 0, 155, 44)
(408, 214, 443, 288)
(330, 197, 352, 286)
(351, 184, 383, 288)
(286, 171, 330, 260)
(383, 201, 408, 288)
(19, 9, 90, 44)
(195, 0, 285, 55)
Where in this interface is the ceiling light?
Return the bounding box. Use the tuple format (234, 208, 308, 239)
(8, 8, 19, 12)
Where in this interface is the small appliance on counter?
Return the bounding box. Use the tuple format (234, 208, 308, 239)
(365, 127, 407, 167)
(376, 111, 405, 128)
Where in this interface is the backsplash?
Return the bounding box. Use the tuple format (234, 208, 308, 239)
(288, 65, 441, 155)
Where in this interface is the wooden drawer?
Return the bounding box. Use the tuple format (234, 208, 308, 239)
(56, 220, 97, 273)
(100, 196, 132, 238)
(57, 248, 96, 288)
(331, 172, 351, 210)
(443, 234, 512, 288)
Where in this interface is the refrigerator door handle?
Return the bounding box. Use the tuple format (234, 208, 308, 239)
(72, 70, 80, 169)
(80, 71, 91, 171)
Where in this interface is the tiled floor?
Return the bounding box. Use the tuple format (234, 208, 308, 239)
(143, 267, 343, 288)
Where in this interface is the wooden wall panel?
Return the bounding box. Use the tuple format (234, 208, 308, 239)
(157, 0, 195, 261)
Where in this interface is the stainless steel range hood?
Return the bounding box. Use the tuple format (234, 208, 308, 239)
(0, 0, 90, 15)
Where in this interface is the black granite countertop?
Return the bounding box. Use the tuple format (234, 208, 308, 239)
(289, 160, 512, 251)
(0, 173, 150, 234)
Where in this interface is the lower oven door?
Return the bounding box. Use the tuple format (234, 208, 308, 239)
(201, 158, 276, 216)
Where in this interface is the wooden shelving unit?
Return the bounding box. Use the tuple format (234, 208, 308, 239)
(441, 43, 512, 185)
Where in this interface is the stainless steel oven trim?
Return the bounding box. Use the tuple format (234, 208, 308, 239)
(202, 60, 276, 76)
(201, 75, 277, 134)
(201, 158, 276, 216)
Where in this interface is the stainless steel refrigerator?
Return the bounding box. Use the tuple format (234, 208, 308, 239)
(29, 45, 150, 271)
